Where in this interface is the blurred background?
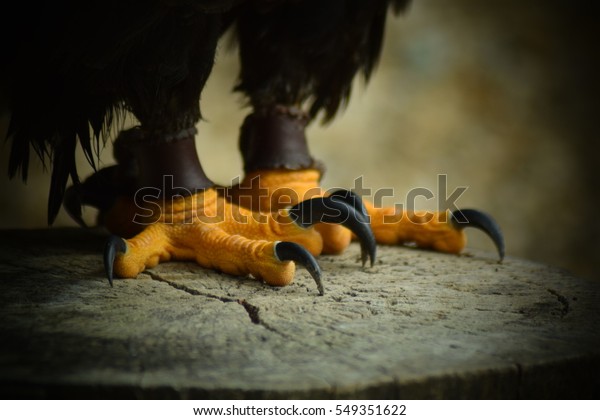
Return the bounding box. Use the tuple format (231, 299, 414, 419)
(1, 0, 598, 280)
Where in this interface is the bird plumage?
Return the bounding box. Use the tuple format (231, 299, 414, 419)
(3, 0, 410, 224)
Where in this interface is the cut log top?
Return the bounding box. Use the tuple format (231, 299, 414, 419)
(0, 228, 598, 398)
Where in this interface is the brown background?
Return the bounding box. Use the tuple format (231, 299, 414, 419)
(1, 0, 598, 280)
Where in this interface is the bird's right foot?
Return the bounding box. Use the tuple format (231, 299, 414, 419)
(67, 176, 374, 295)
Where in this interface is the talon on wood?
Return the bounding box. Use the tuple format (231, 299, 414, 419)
(274, 241, 323, 295)
(288, 195, 376, 267)
(104, 235, 127, 287)
(450, 209, 505, 262)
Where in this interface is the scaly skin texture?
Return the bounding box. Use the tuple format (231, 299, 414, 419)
(109, 188, 322, 287)
(228, 168, 467, 254)
(103, 167, 467, 287)
(228, 169, 352, 255)
(363, 203, 466, 253)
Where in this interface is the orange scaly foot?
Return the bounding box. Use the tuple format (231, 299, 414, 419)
(228, 168, 354, 255)
(65, 128, 375, 295)
(233, 107, 503, 260)
(363, 203, 504, 261)
(100, 187, 375, 295)
(227, 168, 504, 261)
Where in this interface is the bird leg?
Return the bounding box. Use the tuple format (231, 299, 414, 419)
(229, 106, 504, 260)
(228, 106, 355, 255)
(66, 127, 375, 294)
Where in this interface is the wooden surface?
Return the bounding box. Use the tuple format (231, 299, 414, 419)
(0, 228, 598, 399)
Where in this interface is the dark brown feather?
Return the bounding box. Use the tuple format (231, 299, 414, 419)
(3, 0, 409, 223)
(233, 0, 411, 121)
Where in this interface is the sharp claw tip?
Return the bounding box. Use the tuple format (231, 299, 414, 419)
(104, 235, 126, 287)
(290, 196, 377, 269)
(451, 209, 504, 262)
(360, 243, 376, 268)
(275, 241, 324, 295)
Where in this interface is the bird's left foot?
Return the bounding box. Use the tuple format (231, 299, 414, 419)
(232, 107, 503, 261)
(64, 127, 376, 294)
(66, 172, 374, 294)
(228, 168, 356, 255)
(228, 168, 504, 261)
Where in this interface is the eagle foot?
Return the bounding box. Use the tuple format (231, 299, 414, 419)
(228, 168, 504, 261)
(100, 187, 374, 295)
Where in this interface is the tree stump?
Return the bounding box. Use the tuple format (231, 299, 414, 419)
(0, 228, 598, 398)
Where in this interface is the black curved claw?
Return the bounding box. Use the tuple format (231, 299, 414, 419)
(274, 241, 324, 295)
(63, 185, 87, 228)
(451, 209, 505, 262)
(328, 189, 369, 223)
(288, 196, 376, 267)
(104, 235, 127, 287)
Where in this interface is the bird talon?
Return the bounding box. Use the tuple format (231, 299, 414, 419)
(288, 195, 376, 267)
(450, 209, 505, 262)
(274, 241, 323, 295)
(103, 235, 127, 287)
(328, 189, 372, 266)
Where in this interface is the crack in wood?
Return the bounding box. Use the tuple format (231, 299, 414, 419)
(237, 299, 260, 324)
(235, 299, 293, 339)
(144, 270, 235, 303)
(145, 270, 289, 337)
(547, 288, 570, 317)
